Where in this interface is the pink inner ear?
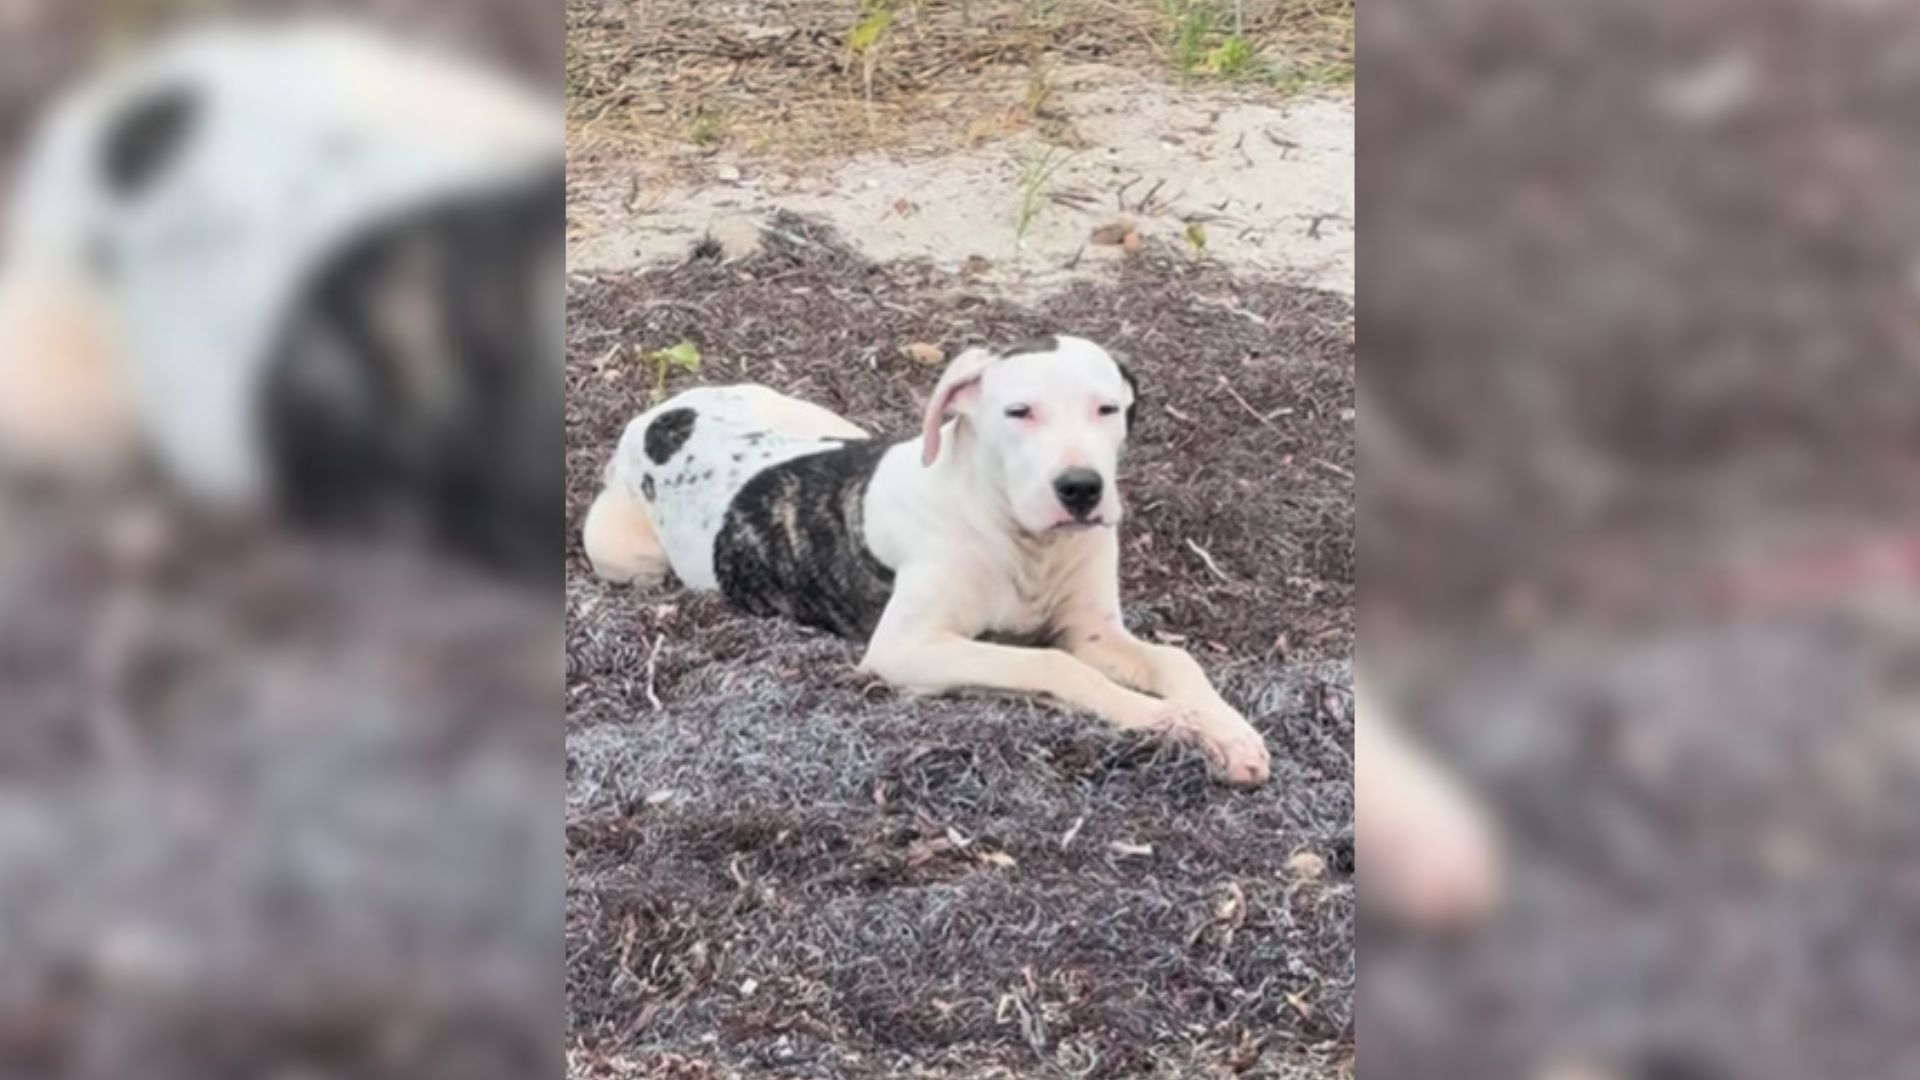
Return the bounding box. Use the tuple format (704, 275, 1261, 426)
(919, 381, 957, 465)
(920, 349, 995, 466)
(920, 371, 981, 466)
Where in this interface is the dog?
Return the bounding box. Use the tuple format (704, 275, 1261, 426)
(585, 335, 1272, 785)
(0, 19, 562, 581)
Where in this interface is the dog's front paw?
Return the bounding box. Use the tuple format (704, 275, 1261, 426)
(1143, 701, 1270, 787)
(1197, 712, 1271, 787)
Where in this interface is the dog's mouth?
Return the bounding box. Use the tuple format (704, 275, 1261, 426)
(1049, 517, 1111, 532)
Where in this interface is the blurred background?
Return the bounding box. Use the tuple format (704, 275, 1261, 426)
(1365, 0, 1920, 1076)
(0, 2, 558, 1077)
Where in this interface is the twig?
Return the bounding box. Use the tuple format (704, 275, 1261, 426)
(643, 632, 666, 711)
(1217, 375, 1274, 426)
(1135, 177, 1167, 215)
(1185, 538, 1235, 585)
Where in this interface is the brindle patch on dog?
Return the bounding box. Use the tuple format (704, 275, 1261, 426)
(712, 439, 895, 640)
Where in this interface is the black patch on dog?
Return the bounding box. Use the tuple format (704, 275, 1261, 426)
(713, 440, 896, 640)
(1116, 357, 1141, 432)
(101, 85, 199, 197)
(1001, 335, 1060, 359)
(645, 408, 697, 464)
(641, 475, 656, 501)
(260, 164, 563, 584)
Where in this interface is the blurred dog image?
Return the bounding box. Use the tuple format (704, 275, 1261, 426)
(1357, 679, 1503, 928)
(0, 17, 561, 579)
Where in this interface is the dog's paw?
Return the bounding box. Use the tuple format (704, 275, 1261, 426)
(1361, 747, 1503, 929)
(1198, 715, 1271, 787)
(1138, 701, 1271, 787)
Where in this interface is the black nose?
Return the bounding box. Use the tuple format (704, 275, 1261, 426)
(1053, 469, 1104, 518)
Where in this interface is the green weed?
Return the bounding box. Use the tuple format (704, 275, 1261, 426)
(647, 342, 702, 401)
(1013, 146, 1074, 247)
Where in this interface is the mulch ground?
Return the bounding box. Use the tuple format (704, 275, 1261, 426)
(1365, 1, 1920, 1077)
(563, 216, 1357, 1078)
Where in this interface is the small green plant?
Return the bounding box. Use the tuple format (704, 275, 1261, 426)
(1161, 0, 1218, 76)
(1013, 146, 1074, 248)
(1021, 0, 1059, 25)
(848, 0, 899, 113)
(647, 341, 702, 401)
(1204, 34, 1259, 78)
(689, 108, 728, 147)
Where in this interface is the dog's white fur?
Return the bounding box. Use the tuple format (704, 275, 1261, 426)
(587, 337, 1271, 785)
(587, 384, 870, 589)
(1356, 681, 1503, 926)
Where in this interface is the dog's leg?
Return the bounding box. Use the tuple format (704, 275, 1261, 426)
(1052, 540, 1271, 783)
(861, 572, 1269, 785)
(1356, 682, 1502, 928)
(0, 272, 138, 482)
(582, 481, 668, 586)
(1062, 623, 1270, 783)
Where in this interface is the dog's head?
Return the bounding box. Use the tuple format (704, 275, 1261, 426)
(920, 334, 1138, 535)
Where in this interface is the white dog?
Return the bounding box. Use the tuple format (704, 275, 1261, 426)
(585, 335, 1272, 785)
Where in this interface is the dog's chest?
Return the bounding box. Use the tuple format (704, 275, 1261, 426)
(961, 536, 1089, 645)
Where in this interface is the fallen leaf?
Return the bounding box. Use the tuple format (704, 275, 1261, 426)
(1215, 882, 1245, 922)
(1090, 218, 1136, 246)
(1284, 850, 1327, 880)
(978, 851, 1017, 868)
(902, 342, 944, 366)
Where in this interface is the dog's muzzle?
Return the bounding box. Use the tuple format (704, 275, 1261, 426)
(1052, 468, 1104, 521)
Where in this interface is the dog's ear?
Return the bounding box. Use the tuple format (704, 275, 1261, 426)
(1113, 352, 1141, 433)
(921, 346, 996, 466)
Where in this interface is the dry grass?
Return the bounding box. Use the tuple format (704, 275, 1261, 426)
(564, 0, 1353, 169)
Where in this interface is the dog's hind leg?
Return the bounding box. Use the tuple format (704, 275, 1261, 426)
(583, 478, 668, 586)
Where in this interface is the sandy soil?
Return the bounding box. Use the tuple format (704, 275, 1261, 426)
(567, 66, 1354, 298)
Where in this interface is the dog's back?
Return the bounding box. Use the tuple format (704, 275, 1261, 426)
(602, 385, 873, 594)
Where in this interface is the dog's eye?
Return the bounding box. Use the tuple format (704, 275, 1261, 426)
(1004, 405, 1033, 419)
(1097, 404, 1121, 417)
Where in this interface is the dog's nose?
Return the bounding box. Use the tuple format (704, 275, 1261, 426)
(1052, 468, 1104, 518)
